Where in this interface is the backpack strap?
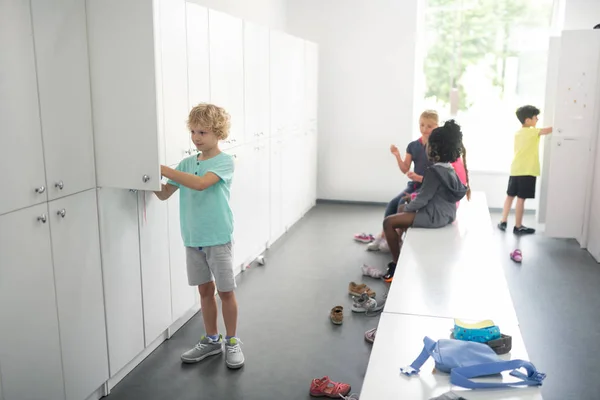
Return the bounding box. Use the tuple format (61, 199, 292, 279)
(400, 336, 437, 376)
(450, 359, 546, 389)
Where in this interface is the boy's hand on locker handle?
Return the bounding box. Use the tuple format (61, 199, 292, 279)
(539, 127, 553, 136)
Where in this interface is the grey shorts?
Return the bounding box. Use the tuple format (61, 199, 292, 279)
(185, 243, 236, 292)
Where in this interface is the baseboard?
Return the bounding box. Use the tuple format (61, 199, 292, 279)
(316, 198, 387, 206)
(488, 207, 536, 215)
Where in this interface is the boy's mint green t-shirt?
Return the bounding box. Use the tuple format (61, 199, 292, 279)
(167, 152, 235, 247)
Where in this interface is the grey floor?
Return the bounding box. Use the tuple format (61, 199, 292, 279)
(106, 204, 600, 400)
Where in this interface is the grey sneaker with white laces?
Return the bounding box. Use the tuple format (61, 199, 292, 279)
(225, 337, 245, 369)
(181, 335, 223, 363)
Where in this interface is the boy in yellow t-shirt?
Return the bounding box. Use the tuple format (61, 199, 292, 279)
(498, 105, 552, 235)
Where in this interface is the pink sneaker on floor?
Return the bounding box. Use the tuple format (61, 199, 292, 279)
(353, 233, 375, 243)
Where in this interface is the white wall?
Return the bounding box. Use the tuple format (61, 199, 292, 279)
(189, 0, 286, 31)
(287, 0, 419, 202)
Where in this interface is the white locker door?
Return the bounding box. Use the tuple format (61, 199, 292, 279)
(209, 10, 244, 149)
(244, 21, 270, 144)
(545, 138, 591, 238)
(187, 3, 210, 109)
(49, 190, 109, 400)
(270, 30, 291, 138)
(168, 190, 199, 322)
(86, 0, 161, 191)
(553, 31, 600, 141)
(0, 0, 47, 215)
(159, 0, 191, 166)
(0, 204, 65, 400)
(588, 133, 600, 262)
(97, 188, 145, 376)
(138, 192, 173, 345)
(228, 146, 255, 272)
(304, 41, 319, 124)
(252, 141, 271, 257)
(31, 0, 96, 201)
(269, 138, 284, 244)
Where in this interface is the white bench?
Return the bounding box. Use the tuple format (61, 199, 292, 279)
(360, 193, 542, 399)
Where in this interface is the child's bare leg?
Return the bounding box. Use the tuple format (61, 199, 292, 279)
(383, 212, 416, 262)
(515, 197, 526, 228)
(218, 290, 238, 338)
(501, 196, 515, 223)
(199, 282, 218, 336)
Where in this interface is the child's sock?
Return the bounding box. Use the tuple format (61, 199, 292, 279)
(207, 334, 220, 342)
(225, 336, 236, 341)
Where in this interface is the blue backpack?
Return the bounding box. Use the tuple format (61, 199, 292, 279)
(401, 337, 546, 389)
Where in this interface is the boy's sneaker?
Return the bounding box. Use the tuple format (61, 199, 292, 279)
(181, 335, 223, 363)
(514, 225, 535, 235)
(351, 293, 378, 313)
(224, 337, 245, 369)
(354, 233, 375, 243)
(383, 262, 396, 283)
(497, 221, 507, 231)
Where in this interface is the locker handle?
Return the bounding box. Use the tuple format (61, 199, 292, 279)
(37, 214, 47, 224)
(57, 209, 66, 218)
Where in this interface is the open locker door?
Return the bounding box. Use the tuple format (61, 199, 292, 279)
(545, 30, 600, 239)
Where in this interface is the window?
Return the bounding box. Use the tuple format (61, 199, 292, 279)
(421, 0, 554, 172)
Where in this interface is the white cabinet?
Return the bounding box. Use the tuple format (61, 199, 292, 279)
(228, 147, 254, 270)
(168, 190, 199, 322)
(138, 192, 172, 344)
(546, 30, 600, 241)
(160, 0, 192, 166)
(0, 205, 65, 400)
(546, 138, 591, 238)
(209, 10, 244, 149)
(31, 0, 96, 201)
(249, 142, 271, 258)
(244, 21, 270, 143)
(269, 138, 284, 244)
(588, 129, 600, 262)
(97, 189, 145, 376)
(0, 0, 47, 216)
(49, 190, 109, 400)
(87, 0, 193, 191)
(270, 31, 291, 138)
(187, 3, 211, 109)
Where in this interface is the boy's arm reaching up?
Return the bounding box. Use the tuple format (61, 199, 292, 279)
(154, 183, 178, 200)
(539, 127, 552, 136)
(404, 170, 440, 212)
(160, 165, 221, 191)
(390, 145, 412, 174)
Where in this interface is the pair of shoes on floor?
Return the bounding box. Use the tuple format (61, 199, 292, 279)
(364, 328, 376, 344)
(353, 232, 375, 243)
(310, 376, 359, 399)
(348, 281, 376, 297)
(498, 221, 536, 235)
(366, 237, 390, 252)
(181, 334, 244, 369)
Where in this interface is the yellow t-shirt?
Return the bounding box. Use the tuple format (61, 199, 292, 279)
(510, 127, 541, 176)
